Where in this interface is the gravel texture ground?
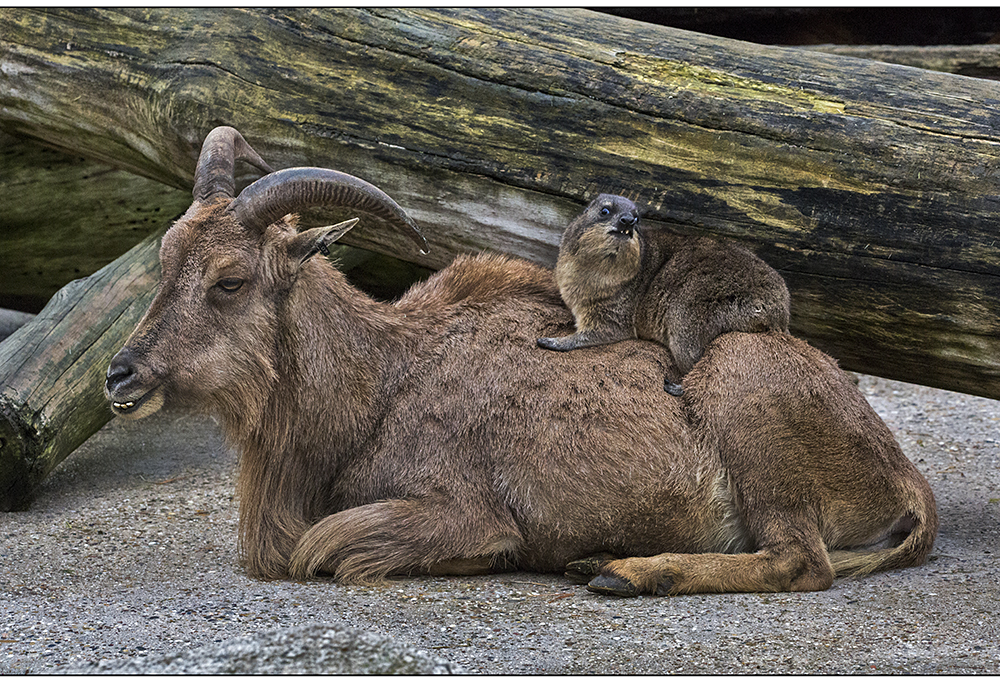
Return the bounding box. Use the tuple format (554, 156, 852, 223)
(56, 623, 461, 674)
(1, 374, 998, 674)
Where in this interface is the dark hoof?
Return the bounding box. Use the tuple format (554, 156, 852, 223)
(587, 572, 639, 598)
(565, 553, 615, 584)
(564, 569, 592, 585)
(664, 379, 684, 396)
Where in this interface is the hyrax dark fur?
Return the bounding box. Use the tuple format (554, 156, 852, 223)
(537, 194, 790, 395)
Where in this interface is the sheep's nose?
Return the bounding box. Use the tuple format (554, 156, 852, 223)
(106, 348, 136, 394)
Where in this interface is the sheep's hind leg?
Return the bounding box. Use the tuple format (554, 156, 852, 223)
(288, 496, 521, 584)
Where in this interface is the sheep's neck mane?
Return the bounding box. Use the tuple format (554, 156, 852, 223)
(232, 255, 415, 572)
(289, 257, 404, 433)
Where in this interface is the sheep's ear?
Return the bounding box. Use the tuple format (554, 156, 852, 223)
(288, 218, 360, 263)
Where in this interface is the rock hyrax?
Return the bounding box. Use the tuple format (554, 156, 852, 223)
(538, 194, 790, 395)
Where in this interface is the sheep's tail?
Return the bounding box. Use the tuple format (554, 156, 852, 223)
(829, 481, 938, 577)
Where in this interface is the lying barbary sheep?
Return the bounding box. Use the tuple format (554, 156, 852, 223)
(104, 126, 936, 597)
(538, 194, 790, 396)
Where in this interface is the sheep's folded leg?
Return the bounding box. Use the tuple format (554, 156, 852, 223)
(287, 496, 521, 584)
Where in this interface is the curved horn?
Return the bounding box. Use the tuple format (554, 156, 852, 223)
(227, 167, 429, 254)
(192, 126, 274, 202)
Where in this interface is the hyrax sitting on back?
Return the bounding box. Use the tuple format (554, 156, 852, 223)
(538, 194, 790, 395)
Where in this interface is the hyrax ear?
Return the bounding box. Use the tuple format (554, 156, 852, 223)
(287, 218, 360, 264)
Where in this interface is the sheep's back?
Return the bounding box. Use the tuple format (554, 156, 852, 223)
(364, 253, 729, 569)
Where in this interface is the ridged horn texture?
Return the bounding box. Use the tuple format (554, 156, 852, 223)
(228, 167, 429, 254)
(192, 126, 274, 202)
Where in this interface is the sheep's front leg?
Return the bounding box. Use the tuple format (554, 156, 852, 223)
(287, 496, 521, 583)
(584, 543, 835, 597)
(564, 511, 834, 596)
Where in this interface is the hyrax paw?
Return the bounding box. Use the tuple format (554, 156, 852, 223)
(537, 335, 581, 351)
(664, 378, 685, 396)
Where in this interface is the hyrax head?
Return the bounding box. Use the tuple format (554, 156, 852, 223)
(560, 193, 642, 263)
(578, 193, 640, 240)
(555, 194, 643, 302)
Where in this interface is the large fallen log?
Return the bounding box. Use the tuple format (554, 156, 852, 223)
(805, 44, 1000, 81)
(3, 8, 999, 398)
(0, 231, 163, 510)
(2, 9, 1000, 510)
(0, 131, 192, 312)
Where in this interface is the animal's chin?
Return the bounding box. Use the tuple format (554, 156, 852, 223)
(109, 386, 165, 420)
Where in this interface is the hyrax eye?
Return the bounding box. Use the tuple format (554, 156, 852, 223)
(600, 207, 611, 216)
(216, 277, 244, 292)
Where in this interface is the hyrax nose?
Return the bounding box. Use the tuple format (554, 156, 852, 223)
(106, 347, 137, 394)
(618, 213, 638, 235)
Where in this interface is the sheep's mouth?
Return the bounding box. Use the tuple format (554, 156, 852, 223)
(111, 397, 142, 413)
(110, 386, 165, 420)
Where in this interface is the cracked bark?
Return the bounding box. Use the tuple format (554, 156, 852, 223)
(1, 7, 1000, 507)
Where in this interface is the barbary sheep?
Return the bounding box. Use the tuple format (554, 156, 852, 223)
(104, 126, 937, 597)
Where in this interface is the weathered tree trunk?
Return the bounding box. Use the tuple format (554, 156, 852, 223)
(0, 131, 192, 312)
(2, 8, 1000, 508)
(804, 44, 1000, 81)
(0, 309, 34, 343)
(0, 231, 162, 511)
(3, 8, 999, 399)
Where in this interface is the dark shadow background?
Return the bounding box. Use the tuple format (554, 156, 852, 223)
(594, 8, 1000, 46)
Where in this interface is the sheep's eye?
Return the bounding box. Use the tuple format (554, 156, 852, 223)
(599, 207, 611, 217)
(217, 277, 244, 292)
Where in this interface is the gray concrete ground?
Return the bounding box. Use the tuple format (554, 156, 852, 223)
(1, 374, 998, 674)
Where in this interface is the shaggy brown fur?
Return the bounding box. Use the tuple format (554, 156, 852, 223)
(105, 128, 936, 596)
(538, 194, 790, 395)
